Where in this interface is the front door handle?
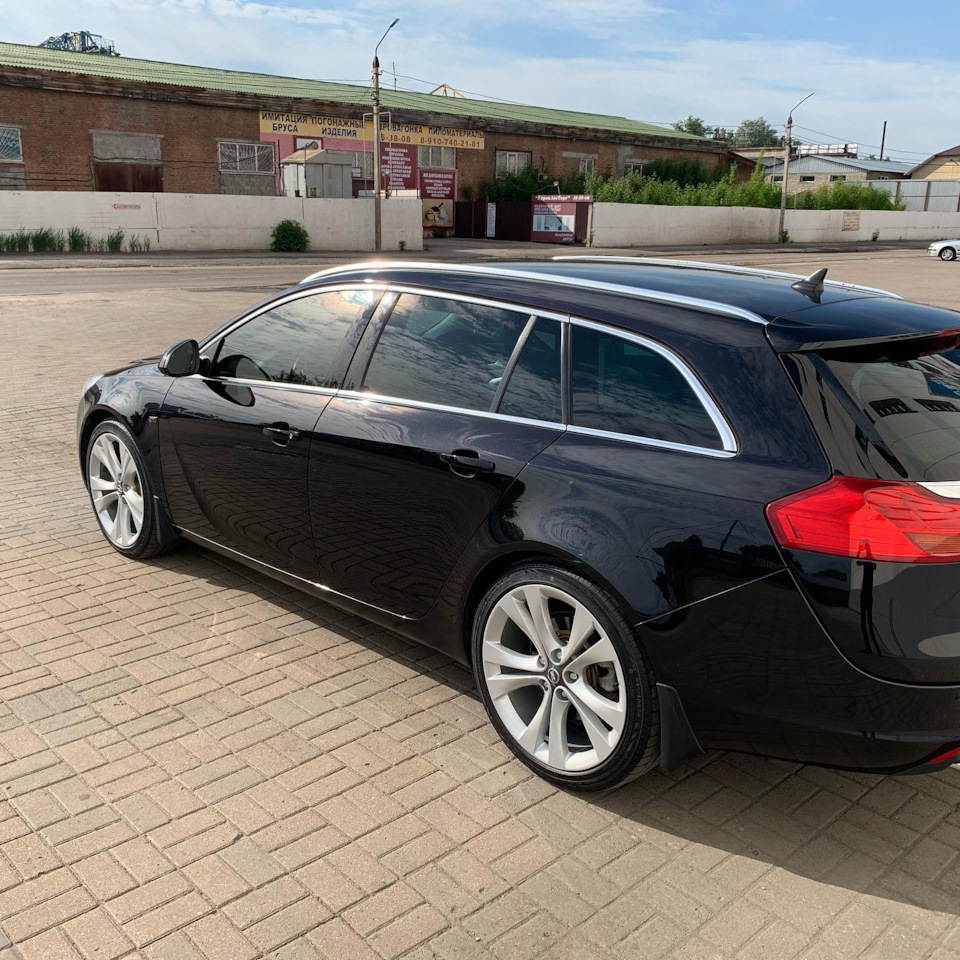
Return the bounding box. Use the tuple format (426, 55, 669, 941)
(440, 451, 495, 475)
(263, 424, 301, 444)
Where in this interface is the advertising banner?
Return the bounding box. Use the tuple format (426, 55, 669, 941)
(530, 194, 591, 243)
(260, 111, 484, 149)
(383, 144, 417, 191)
(420, 169, 457, 231)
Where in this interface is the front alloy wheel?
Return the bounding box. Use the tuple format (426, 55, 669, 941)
(89, 432, 145, 547)
(473, 565, 659, 790)
(85, 419, 173, 559)
(940, 247, 957, 261)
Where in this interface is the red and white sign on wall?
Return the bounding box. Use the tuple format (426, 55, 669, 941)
(530, 194, 592, 243)
(383, 144, 417, 191)
(419, 169, 457, 231)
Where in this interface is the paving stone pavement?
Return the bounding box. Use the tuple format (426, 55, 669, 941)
(1, 259, 960, 960)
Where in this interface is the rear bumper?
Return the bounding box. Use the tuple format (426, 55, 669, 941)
(640, 569, 960, 773)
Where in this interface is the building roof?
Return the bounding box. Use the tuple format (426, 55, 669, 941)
(0, 40, 706, 142)
(766, 154, 914, 175)
(905, 144, 960, 176)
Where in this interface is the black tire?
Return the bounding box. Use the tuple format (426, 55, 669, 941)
(940, 247, 957, 262)
(471, 563, 659, 791)
(85, 419, 175, 560)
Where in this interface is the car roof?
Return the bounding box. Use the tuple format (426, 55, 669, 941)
(299, 257, 960, 353)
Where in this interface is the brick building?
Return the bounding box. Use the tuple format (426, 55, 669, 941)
(0, 40, 736, 200)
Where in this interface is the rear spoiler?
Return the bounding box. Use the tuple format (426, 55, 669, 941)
(766, 296, 960, 354)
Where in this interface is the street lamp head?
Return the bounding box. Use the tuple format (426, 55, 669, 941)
(389, 17, 399, 28)
(375, 18, 400, 60)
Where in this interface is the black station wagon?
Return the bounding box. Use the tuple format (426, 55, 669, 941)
(78, 257, 960, 789)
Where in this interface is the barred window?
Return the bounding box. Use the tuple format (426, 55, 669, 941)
(218, 141, 274, 174)
(0, 126, 23, 163)
(417, 146, 456, 169)
(495, 150, 531, 177)
(579, 157, 596, 174)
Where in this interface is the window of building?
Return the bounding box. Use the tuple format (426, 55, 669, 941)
(497, 318, 563, 423)
(417, 146, 456, 169)
(212, 290, 377, 387)
(495, 150, 533, 178)
(0, 126, 23, 163)
(93, 163, 163, 192)
(579, 157, 596, 175)
(362, 294, 530, 412)
(624, 160, 645, 176)
(570, 324, 722, 450)
(800, 175, 815, 182)
(218, 141, 275, 174)
(353, 151, 374, 179)
(830, 174, 846, 182)
(772, 175, 784, 182)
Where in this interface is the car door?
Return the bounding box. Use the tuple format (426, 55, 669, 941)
(308, 289, 566, 618)
(159, 286, 380, 578)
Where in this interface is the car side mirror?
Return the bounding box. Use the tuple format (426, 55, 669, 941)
(159, 339, 200, 377)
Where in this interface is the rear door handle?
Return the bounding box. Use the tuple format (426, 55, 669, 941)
(263, 424, 301, 444)
(440, 451, 495, 474)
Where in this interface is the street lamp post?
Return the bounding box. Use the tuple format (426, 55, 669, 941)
(372, 18, 399, 253)
(778, 92, 814, 243)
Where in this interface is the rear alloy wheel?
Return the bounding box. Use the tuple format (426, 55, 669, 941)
(940, 247, 957, 261)
(473, 564, 659, 790)
(86, 419, 173, 559)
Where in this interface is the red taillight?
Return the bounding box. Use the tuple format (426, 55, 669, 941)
(766, 476, 960, 563)
(929, 746, 960, 765)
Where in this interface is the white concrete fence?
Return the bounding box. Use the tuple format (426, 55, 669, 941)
(2, 190, 960, 251)
(589, 203, 960, 247)
(0, 192, 424, 252)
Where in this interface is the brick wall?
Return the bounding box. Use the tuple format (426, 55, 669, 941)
(0, 86, 260, 192)
(455, 131, 726, 198)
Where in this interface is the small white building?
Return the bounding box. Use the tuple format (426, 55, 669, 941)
(762, 155, 913, 194)
(279, 149, 354, 199)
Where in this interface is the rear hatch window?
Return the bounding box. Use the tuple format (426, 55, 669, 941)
(818, 333, 960, 482)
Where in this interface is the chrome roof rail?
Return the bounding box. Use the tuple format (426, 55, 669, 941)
(552, 255, 904, 300)
(300, 260, 767, 325)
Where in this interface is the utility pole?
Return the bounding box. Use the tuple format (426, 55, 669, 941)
(372, 18, 399, 254)
(778, 92, 814, 244)
(880, 121, 887, 160)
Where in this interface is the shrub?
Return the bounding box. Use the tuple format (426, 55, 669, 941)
(271, 219, 309, 252)
(15, 229, 30, 253)
(584, 161, 904, 211)
(431, 228, 448, 239)
(52, 230, 65, 252)
(68, 226, 90, 253)
(106, 229, 125, 253)
(129, 235, 143, 253)
(398, 239, 407, 252)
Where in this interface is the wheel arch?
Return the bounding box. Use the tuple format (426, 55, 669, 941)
(78, 407, 130, 484)
(458, 542, 640, 665)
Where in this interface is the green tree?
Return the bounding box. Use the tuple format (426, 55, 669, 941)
(731, 117, 780, 147)
(672, 115, 709, 138)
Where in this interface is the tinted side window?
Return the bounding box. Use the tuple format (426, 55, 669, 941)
(571, 325, 722, 449)
(212, 290, 376, 387)
(362, 294, 529, 411)
(497, 318, 562, 423)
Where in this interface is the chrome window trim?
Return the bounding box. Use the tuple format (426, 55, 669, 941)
(566, 425, 736, 459)
(336, 389, 567, 432)
(198, 283, 389, 352)
(553, 255, 904, 300)
(300, 261, 768, 325)
(192, 274, 739, 460)
(568, 316, 738, 455)
(184, 374, 338, 396)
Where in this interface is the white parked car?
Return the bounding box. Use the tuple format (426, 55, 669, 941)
(928, 239, 960, 261)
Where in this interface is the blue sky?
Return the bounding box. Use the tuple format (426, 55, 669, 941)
(6, 0, 957, 160)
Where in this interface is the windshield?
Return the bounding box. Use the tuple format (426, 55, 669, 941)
(822, 337, 960, 481)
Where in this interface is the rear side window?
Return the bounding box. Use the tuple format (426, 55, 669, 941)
(570, 325, 722, 449)
(497, 318, 562, 423)
(820, 342, 960, 480)
(212, 290, 376, 387)
(362, 294, 529, 411)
